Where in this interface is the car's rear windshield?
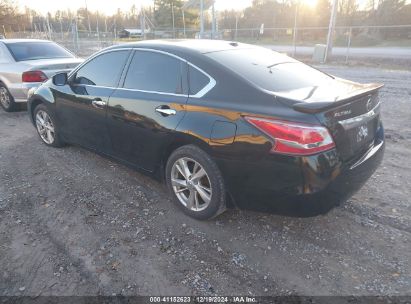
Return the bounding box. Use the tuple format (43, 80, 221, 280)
(206, 48, 333, 92)
(7, 42, 73, 61)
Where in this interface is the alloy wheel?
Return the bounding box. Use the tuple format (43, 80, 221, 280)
(35, 110, 55, 144)
(171, 157, 212, 212)
(0, 87, 10, 108)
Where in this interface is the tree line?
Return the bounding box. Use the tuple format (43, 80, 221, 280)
(0, 0, 409, 35)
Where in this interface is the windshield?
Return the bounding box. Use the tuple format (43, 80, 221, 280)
(7, 42, 73, 61)
(206, 48, 333, 92)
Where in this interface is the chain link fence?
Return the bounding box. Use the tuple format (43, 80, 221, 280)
(6, 25, 411, 63)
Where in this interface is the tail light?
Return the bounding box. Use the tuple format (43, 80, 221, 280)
(245, 117, 335, 156)
(22, 71, 48, 83)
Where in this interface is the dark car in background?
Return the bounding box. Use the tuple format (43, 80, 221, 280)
(0, 39, 83, 111)
(27, 40, 385, 219)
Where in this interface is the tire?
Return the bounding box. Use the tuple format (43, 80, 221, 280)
(166, 145, 226, 220)
(33, 104, 64, 147)
(0, 83, 17, 112)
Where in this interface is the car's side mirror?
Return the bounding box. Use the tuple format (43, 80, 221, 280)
(52, 72, 68, 86)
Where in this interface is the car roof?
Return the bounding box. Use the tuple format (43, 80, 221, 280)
(111, 39, 257, 55)
(1, 39, 53, 44)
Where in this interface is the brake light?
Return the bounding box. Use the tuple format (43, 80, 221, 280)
(245, 117, 335, 156)
(22, 71, 48, 83)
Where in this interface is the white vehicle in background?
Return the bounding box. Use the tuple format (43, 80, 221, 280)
(0, 39, 83, 112)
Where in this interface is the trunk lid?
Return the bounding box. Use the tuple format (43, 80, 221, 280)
(276, 78, 383, 161)
(23, 58, 84, 78)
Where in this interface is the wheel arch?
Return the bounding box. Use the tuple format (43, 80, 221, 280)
(27, 95, 45, 125)
(0, 78, 15, 100)
(159, 132, 213, 181)
(28, 95, 53, 125)
(0, 78, 10, 88)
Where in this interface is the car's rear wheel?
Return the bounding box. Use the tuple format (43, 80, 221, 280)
(34, 104, 64, 147)
(166, 145, 226, 220)
(0, 84, 17, 112)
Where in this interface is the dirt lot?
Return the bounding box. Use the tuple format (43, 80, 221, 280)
(0, 65, 410, 297)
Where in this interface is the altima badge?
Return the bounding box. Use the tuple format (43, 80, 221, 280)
(334, 109, 352, 118)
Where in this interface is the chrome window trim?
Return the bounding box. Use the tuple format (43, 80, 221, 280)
(186, 61, 216, 98)
(68, 48, 134, 79)
(72, 84, 186, 99)
(69, 47, 216, 98)
(115, 86, 187, 97)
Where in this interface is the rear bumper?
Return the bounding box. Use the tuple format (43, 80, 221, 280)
(11, 82, 41, 103)
(223, 124, 385, 217)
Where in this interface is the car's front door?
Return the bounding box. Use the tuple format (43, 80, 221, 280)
(107, 49, 188, 171)
(56, 49, 131, 153)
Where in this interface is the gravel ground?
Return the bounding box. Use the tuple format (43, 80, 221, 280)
(0, 65, 410, 297)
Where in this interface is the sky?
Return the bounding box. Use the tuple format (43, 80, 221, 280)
(17, 0, 254, 15)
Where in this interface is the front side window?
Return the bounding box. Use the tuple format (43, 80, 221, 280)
(7, 42, 73, 61)
(123, 50, 184, 94)
(73, 50, 129, 87)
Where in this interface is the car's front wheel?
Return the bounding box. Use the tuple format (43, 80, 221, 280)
(34, 104, 64, 147)
(166, 145, 227, 220)
(0, 84, 17, 112)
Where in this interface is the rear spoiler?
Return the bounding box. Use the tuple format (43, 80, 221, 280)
(292, 83, 384, 114)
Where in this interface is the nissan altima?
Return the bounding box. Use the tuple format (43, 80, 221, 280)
(27, 40, 385, 219)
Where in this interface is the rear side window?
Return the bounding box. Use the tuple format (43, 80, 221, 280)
(188, 65, 209, 95)
(73, 50, 129, 87)
(123, 50, 184, 94)
(206, 48, 333, 92)
(6, 42, 73, 61)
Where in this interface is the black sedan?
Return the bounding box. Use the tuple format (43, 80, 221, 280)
(27, 40, 385, 219)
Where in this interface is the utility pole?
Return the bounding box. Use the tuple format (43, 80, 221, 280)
(324, 0, 338, 62)
(46, 13, 52, 40)
(171, 1, 175, 38)
(59, 16, 64, 40)
(211, 1, 216, 39)
(85, 0, 92, 35)
(292, 1, 298, 57)
(235, 14, 239, 40)
(200, 0, 204, 39)
(141, 6, 146, 40)
(72, 18, 79, 53)
(114, 18, 117, 40)
(182, 9, 186, 38)
(96, 11, 101, 47)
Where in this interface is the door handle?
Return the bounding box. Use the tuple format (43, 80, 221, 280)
(155, 106, 176, 116)
(92, 98, 106, 109)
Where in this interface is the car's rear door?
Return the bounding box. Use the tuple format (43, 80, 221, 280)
(56, 49, 131, 153)
(106, 49, 188, 172)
